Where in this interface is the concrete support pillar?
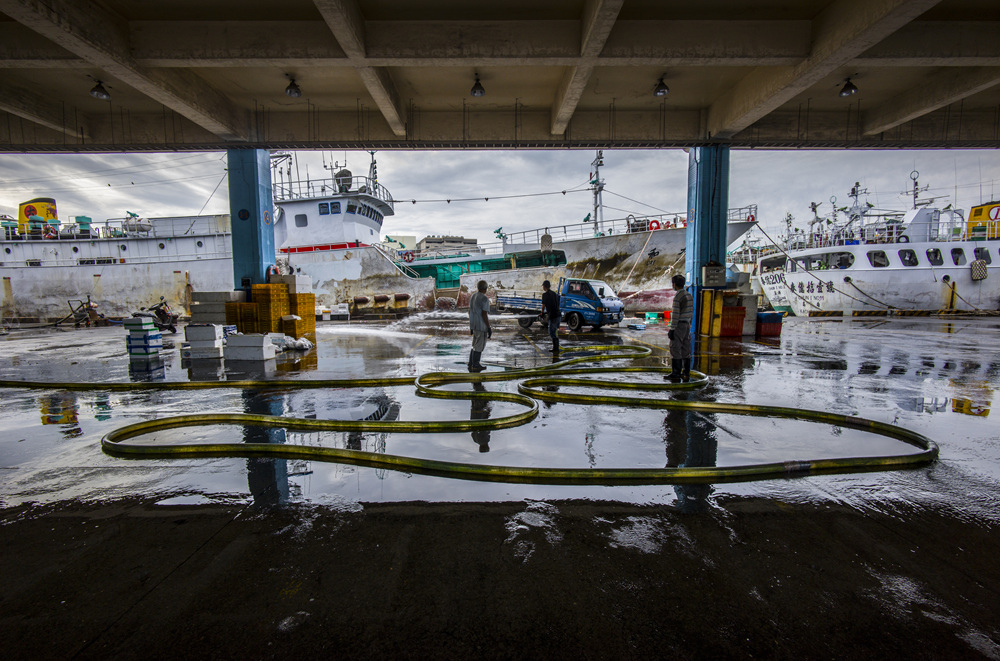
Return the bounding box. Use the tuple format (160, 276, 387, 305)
(227, 149, 276, 289)
(685, 145, 731, 336)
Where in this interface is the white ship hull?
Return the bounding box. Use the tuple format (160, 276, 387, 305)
(1, 215, 233, 321)
(758, 239, 1000, 316)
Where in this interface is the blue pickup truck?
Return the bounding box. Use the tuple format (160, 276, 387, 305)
(495, 277, 625, 332)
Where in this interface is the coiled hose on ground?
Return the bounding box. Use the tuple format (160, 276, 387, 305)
(0, 345, 938, 484)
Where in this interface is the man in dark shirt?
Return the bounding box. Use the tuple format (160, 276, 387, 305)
(540, 280, 561, 354)
(667, 274, 694, 382)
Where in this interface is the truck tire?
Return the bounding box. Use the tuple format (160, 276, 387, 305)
(518, 316, 534, 329)
(566, 312, 583, 332)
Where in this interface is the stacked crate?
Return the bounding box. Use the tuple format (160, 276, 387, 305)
(252, 283, 289, 333)
(189, 290, 245, 324)
(123, 317, 162, 358)
(284, 292, 317, 338)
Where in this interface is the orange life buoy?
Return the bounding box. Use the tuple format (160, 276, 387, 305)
(747, 214, 756, 223)
(403, 251, 414, 263)
(266, 264, 280, 279)
(42, 225, 57, 239)
(648, 220, 661, 231)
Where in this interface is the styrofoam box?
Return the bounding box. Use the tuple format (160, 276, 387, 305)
(183, 346, 224, 359)
(127, 330, 162, 341)
(226, 333, 271, 348)
(123, 318, 156, 330)
(277, 274, 312, 294)
(191, 290, 246, 303)
(126, 336, 163, 348)
(222, 325, 238, 337)
(185, 324, 223, 341)
(224, 345, 277, 361)
(188, 339, 224, 349)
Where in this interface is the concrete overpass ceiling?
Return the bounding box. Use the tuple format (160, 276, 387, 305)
(0, 0, 996, 150)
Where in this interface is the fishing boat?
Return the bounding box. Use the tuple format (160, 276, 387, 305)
(756, 174, 1000, 316)
(273, 151, 757, 314)
(0, 197, 232, 322)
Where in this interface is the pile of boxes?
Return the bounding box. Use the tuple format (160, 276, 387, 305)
(124, 317, 162, 358)
(183, 324, 225, 359)
(189, 290, 245, 324)
(225, 276, 316, 339)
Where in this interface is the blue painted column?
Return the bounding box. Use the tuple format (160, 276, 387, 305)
(685, 145, 731, 336)
(227, 149, 275, 289)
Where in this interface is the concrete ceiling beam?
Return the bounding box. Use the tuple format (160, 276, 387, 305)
(854, 22, 1000, 66)
(863, 67, 1000, 135)
(0, 80, 89, 138)
(706, 0, 944, 140)
(314, 0, 406, 137)
(0, 0, 248, 141)
(551, 0, 623, 136)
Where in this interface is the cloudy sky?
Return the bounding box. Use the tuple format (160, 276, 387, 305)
(0, 147, 997, 250)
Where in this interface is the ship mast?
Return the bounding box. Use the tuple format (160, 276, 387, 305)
(591, 151, 605, 233)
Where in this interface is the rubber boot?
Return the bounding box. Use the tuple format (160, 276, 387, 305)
(469, 350, 486, 372)
(468, 349, 476, 371)
(681, 358, 692, 383)
(552, 337, 560, 354)
(666, 358, 683, 383)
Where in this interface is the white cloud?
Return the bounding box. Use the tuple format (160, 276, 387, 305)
(0, 148, 997, 249)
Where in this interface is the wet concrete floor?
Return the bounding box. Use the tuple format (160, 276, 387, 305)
(1, 313, 999, 658)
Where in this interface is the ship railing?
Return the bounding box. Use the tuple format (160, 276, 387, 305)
(1, 215, 231, 241)
(374, 244, 421, 278)
(272, 176, 394, 211)
(503, 204, 758, 246)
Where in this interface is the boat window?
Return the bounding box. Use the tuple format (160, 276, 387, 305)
(926, 248, 943, 266)
(898, 249, 919, 267)
(974, 247, 992, 264)
(346, 203, 357, 215)
(295, 214, 308, 228)
(318, 203, 330, 215)
(951, 248, 967, 266)
(832, 252, 855, 269)
(330, 202, 340, 214)
(867, 250, 889, 268)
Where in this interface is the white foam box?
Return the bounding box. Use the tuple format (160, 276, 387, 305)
(226, 333, 271, 348)
(222, 325, 238, 338)
(188, 302, 228, 315)
(191, 290, 246, 303)
(184, 346, 224, 360)
(224, 344, 277, 361)
(127, 329, 162, 342)
(276, 274, 312, 294)
(188, 339, 224, 349)
(266, 333, 287, 346)
(128, 347, 160, 357)
(123, 318, 156, 331)
(185, 324, 223, 342)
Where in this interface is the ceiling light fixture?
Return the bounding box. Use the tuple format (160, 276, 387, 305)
(653, 77, 669, 97)
(89, 81, 110, 101)
(470, 74, 485, 98)
(839, 78, 858, 97)
(285, 75, 302, 98)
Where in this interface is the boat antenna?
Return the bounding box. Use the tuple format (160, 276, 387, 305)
(591, 150, 605, 233)
(368, 150, 378, 185)
(909, 169, 930, 209)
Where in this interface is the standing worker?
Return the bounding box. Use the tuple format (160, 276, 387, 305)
(540, 280, 561, 354)
(667, 274, 693, 382)
(468, 279, 492, 372)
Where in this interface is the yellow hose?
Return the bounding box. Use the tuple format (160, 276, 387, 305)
(0, 344, 937, 484)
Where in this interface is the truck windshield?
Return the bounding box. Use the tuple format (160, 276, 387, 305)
(587, 281, 617, 298)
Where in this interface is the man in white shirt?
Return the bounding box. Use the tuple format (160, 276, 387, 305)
(468, 280, 492, 372)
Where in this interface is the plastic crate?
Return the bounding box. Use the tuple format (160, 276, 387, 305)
(720, 306, 746, 337)
(755, 311, 783, 337)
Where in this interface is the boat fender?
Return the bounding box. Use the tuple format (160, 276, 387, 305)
(970, 259, 988, 281)
(42, 225, 58, 239)
(394, 293, 411, 301)
(374, 294, 391, 303)
(353, 296, 370, 305)
(648, 220, 661, 231)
